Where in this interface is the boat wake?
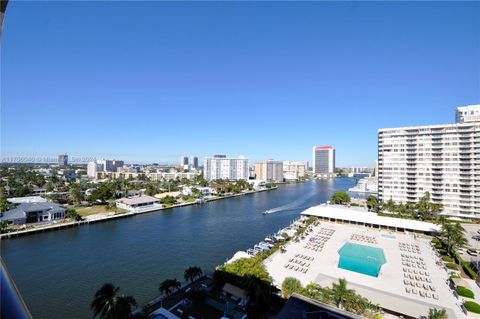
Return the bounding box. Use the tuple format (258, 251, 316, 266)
(263, 190, 315, 215)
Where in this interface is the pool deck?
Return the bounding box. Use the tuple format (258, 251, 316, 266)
(264, 221, 467, 319)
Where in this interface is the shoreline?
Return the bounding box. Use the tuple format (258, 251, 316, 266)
(0, 187, 278, 239)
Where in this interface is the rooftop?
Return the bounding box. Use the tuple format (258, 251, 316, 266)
(301, 205, 441, 233)
(116, 195, 160, 205)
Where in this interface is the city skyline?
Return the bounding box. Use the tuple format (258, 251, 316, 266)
(1, 2, 479, 166)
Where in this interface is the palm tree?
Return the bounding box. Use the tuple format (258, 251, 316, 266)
(442, 222, 467, 256)
(159, 279, 172, 296)
(171, 278, 181, 292)
(428, 308, 447, 319)
(110, 295, 137, 319)
(184, 266, 203, 283)
(91, 283, 137, 319)
(91, 283, 118, 319)
(331, 278, 355, 309)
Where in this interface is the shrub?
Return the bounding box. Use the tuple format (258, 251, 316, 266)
(450, 274, 460, 279)
(464, 301, 480, 314)
(461, 261, 478, 280)
(457, 287, 475, 299)
(282, 277, 303, 298)
(431, 238, 441, 244)
(445, 262, 458, 270)
(442, 256, 453, 262)
(330, 191, 350, 205)
(437, 248, 447, 254)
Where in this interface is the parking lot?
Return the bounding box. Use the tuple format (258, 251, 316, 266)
(460, 223, 480, 263)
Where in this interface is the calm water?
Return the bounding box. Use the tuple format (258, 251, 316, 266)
(1, 178, 356, 319)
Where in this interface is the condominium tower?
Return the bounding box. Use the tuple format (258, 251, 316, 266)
(203, 155, 249, 181)
(58, 154, 68, 166)
(378, 105, 480, 218)
(255, 160, 283, 182)
(312, 146, 335, 177)
(283, 161, 308, 181)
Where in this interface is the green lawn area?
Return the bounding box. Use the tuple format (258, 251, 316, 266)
(73, 205, 128, 217)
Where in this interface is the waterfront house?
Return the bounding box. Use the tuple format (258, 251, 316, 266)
(0, 202, 66, 225)
(116, 195, 161, 211)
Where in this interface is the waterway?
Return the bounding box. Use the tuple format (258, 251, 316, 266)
(1, 178, 356, 319)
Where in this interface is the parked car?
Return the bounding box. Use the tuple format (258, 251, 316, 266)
(456, 248, 464, 255)
(467, 249, 478, 256)
(472, 235, 480, 241)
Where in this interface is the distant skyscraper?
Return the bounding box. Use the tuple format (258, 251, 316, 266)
(180, 156, 189, 167)
(312, 146, 335, 176)
(456, 104, 480, 123)
(58, 154, 68, 166)
(190, 156, 199, 169)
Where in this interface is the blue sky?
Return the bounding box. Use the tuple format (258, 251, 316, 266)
(1, 1, 479, 166)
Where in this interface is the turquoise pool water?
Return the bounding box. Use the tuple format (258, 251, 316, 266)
(337, 242, 386, 277)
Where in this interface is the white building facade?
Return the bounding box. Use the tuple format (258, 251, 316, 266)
(255, 160, 283, 182)
(378, 121, 480, 218)
(312, 146, 335, 177)
(456, 104, 480, 124)
(282, 161, 307, 181)
(87, 159, 124, 178)
(203, 155, 249, 181)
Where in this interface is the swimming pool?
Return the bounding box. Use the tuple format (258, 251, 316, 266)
(337, 242, 386, 277)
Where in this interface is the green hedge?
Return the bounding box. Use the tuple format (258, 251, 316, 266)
(457, 287, 475, 299)
(438, 249, 448, 255)
(461, 261, 478, 280)
(431, 238, 441, 245)
(446, 262, 458, 270)
(450, 274, 460, 279)
(464, 301, 480, 314)
(442, 256, 453, 262)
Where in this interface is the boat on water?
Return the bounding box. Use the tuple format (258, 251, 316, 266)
(263, 210, 272, 215)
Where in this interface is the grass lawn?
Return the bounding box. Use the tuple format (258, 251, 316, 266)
(74, 205, 128, 217)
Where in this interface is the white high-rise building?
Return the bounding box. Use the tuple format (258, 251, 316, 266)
(378, 116, 480, 218)
(255, 160, 283, 182)
(203, 155, 249, 181)
(456, 104, 480, 124)
(86, 159, 124, 179)
(282, 161, 307, 181)
(312, 146, 335, 177)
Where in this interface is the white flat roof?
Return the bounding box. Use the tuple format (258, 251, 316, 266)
(117, 195, 159, 205)
(301, 205, 441, 233)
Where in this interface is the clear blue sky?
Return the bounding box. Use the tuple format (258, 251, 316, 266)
(1, 1, 479, 166)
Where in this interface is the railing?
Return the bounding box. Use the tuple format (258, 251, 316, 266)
(1, 258, 33, 319)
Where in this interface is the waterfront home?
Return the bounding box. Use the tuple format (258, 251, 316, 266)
(0, 202, 66, 225)
(247, 179, 265, 190)
(115, 195, 161, 211)
(182, 186, 215, 197)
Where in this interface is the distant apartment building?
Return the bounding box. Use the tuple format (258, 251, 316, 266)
(203, 155, 249, 181)
(148, 171, 199, 181)
(456, 104, 480, 124)
(180, 156, 189, 169)
(87, 159, 125, 178)
(255, 160, 283, 182)
(58, 154, 68, 166)
(378, 105, 480, 218)
(312, 146, 335, 177)
(190, 156, 199, 170)
(282, 161, 307, 181)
